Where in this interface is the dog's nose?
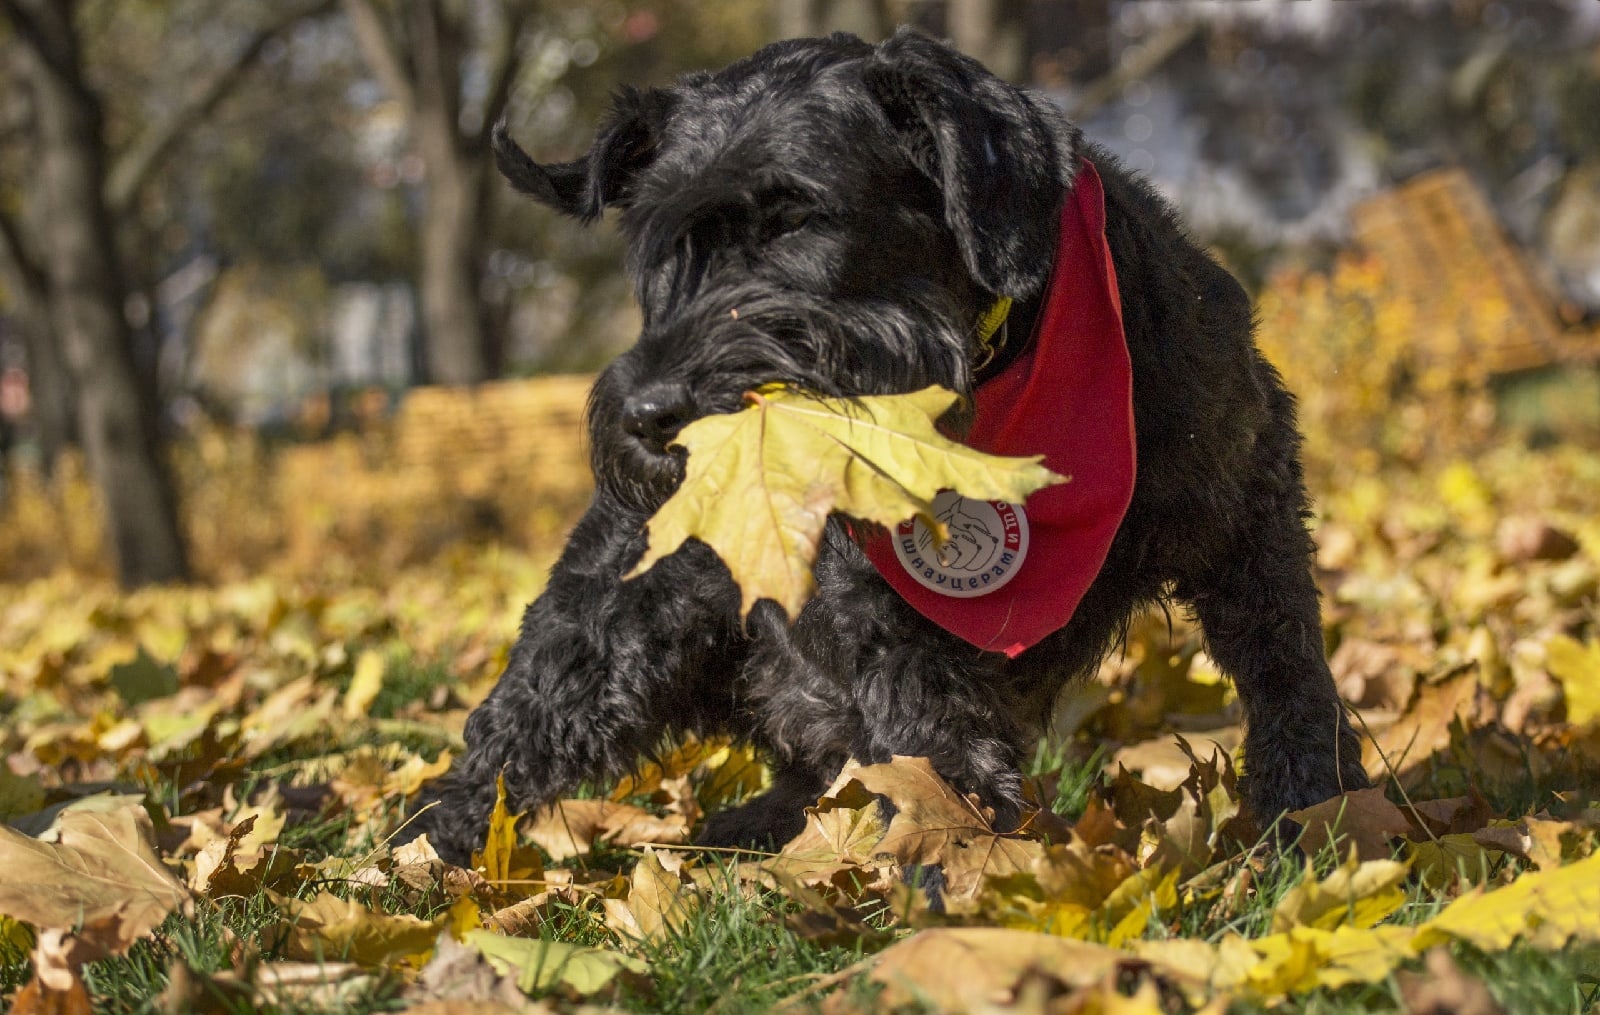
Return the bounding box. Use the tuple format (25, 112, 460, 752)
(621, 381, 696, 451)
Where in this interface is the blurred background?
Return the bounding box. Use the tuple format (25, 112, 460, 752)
(1, 0, 1598, 587)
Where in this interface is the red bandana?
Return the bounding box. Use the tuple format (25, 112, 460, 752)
(862, 160, 1135, 658)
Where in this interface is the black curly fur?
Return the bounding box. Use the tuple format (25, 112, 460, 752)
(404, 28, 1368, 866)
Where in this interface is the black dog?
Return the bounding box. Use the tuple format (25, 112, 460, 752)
(404, 29, 1368, 866)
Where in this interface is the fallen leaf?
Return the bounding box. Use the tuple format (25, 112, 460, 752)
(848, 756, 1042, 901)
(1412, 849, 1600, 953)
(473, 775, 542, 897)
(1271, 853, 1409, 932)
(694, 741, 771, 810)
(1246, 924, 1415, 996)
(1287, 786, 1410, 862)
(462, 929, 647, 996)
(524, 799, 684, 861)
(1365, 666, 1482, 781)
(1496, 516, 1579, 563)
(1132, 934, 1259, 998)
(1405, 794, 1493, 837)
(606, 847, 698, 944)
(628, 385, 1066, 618)
(864, 927, 1133, 1012)
(1472, 815, 1574, 871)
(1545, 635, 1600, 728)
(266, 891, 442, 968)
(408, 933, 549, 1012)
(1397, 947, 1507, 1015)
(1409, 833, 1498, 891)
(343, 649, 386, 720)
(9, 964, 94, 1015)
(0, 804, 188, 978)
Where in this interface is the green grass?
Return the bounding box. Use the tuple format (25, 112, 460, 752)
(626, 873, 869, 1014)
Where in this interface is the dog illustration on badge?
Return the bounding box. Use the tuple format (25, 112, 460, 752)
(894, 490, 1029, 597)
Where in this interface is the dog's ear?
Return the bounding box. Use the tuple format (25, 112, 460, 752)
(864, 28, 1080, 297)
(494, 86, 674, 222)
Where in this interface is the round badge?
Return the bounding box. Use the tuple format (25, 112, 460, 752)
(891, 491, 1029, 598)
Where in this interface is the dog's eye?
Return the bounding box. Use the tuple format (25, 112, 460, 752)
(758, 205, 814, 242)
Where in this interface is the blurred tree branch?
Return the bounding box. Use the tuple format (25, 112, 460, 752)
(1067, 20, 1199, 121)
(0, 200, 44, 297)
(105, 0, 339, 215)
(342, 0, 417, 111)
(476, 1, 533, 147)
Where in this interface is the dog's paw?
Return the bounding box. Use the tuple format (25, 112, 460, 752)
(694, 793, 810, 852)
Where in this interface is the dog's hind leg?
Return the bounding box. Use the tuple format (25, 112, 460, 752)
(1177, 407, 1369, 827)
(403, 497, 745, 865)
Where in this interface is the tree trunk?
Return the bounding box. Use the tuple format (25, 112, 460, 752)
(0, 229, 75, 469)
(774, 0, 890, 41)
(15, 0, 189, 586)
(343, 0, 495, 385)
(948, 0, 1031, 83)
(415, 117, 489, 385)
(16, 303, 76, 469)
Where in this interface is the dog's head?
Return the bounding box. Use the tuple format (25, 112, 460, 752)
(497, 29, 1080, 507)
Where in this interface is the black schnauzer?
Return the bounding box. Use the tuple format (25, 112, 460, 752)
(404, 29, 1368, 866)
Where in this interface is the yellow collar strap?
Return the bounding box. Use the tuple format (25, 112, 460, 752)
(973, 295, 1013, 372)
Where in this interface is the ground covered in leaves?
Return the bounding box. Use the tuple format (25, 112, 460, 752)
(2, 439, 1599, 1014)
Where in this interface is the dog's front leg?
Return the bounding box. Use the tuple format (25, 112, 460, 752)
(835, 587, 1030, 831)
(1179, 429, 1370, 828)
(403, 498, 743, 866)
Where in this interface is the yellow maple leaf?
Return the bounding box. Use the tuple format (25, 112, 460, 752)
(1271, 853, 1409, 933)
(1412, 849, 1600, 953)
(342, 649, 386, 720)
(1545, 635, 1600, 728)
(1247, 925, 1416, 996)
(472, 773, 542, 894)
(628, 385, 1067, 618)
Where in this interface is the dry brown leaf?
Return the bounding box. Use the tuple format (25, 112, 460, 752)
(1365, 666, 1481, 781)
(1398, 947, 1507, 1015)
(1330, 637, 1417, 710)
(265, 890, 442, 969)
(862, 928, 1137, 1012)
(1287, 787, 1410, 862)
(1104, 766, 1185, 830)
(408, 934, 549, 1012)
(482, 895, 551, 937)
(777, 777, 885, 865)
(606, 847, 698, 944)
(9, 965, 94, 1015)
(1472, 815, 1574, 871)
(0, 804, 189, 980)
(524, 798, 684, 860)
(1496, 516, 1579, 564)
(849, 756, 1042, 901)
(189, 814, 302, 899)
